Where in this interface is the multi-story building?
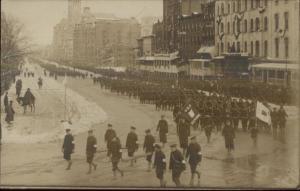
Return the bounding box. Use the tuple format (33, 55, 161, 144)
(152, 20, 164, 53)
(215, 0, 300, 84)
(73, 8, 141, 67)
(140, 16, 161, 37)
(52, 0, 81, 64)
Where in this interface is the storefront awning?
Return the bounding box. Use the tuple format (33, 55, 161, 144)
(251, 63, 299, 71)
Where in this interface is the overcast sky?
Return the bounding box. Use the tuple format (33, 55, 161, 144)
(2, 0, 163, 46)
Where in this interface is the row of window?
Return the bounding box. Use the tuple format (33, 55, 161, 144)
(217, 37, 289, 58)
(218, 12, 289, 34)
(218, 0, 288, 16)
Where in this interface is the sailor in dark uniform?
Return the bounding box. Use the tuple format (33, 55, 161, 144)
(143, 129, 155, 171)
(186, 136, 202, 186)
(156, 115, 168, 147)
(169, 144, 186, 187)
(86, 129, 97, 174)
(126, 126, 138, 166)
(104, 123, 116, 157)
(110, 136, 124, 179)
(153, 143, 167, 187)
(62, 128, 74, 170)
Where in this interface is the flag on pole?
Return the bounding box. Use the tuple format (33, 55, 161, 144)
(256, 101, 271, 125)
(181, 100, 200, 125)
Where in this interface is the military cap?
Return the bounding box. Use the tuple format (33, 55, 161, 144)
(145, 129, 151, 133)
(66, 128, 71, 132)
(108, 123, 112, 127)
(131, 126, 136, 130)
(190, 136, 196, 140)
(154, 143, 162, 149)
(88, 129, 93, 133)
(170, 143, 177, 148)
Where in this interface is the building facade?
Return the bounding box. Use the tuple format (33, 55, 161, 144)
(52, 0, 81, 64)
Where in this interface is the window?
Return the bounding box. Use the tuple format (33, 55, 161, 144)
(221, 3, 224, 15)
(233, 21, 235, 33)
(233, 1, 236, 12)
(250, 19, 254, 32)
(275, 0, 279, 5)
(251, 41, 254, 55)
(264, 40, 268, 57)
(275, 13, 279, 31)
(277, 71, 284, 79)
(227, 42, 231, 51)
(227, 22, 230, 34)
(232, 42, 236, 52)
(237, 20, 241, 33)
(221, 42, 224, 53)
(228, 3, 230, 14)
(275, 38, 279, 58)
(218, 6, 220, 15)
(255, 41, 260, 57)
(264, 17, 268, 31)
(255, 18, 260, 31)
(221, 22, 224, 33)
(244, 41, 248, 52)
(237, 41, 241, 52)
(244, 20, 248, 32)
(284, 12, 289, 30)
(269, 70, 275, 78)
(245, 0, 248, 10)
(251, 0, 254, 9)
(264, 0, 268, 7)
(238, 1, 241, 12)
(284, 37, 289, 58)
(255, 0, 260, 8)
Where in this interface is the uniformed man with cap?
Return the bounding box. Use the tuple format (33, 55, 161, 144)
(169, 143, 186, 187)
(105, 123, 116, 157)
(177, 117, 190, 156)
(126, 126, 139, 166)
(62, 128, 74, 170)
(151, 143, 166, 187)
(143, 129, 155, 171)
(110, 135, 124, 179)
(86, 129, 97, 174)
(222, 117, 235, 153)
(156, 115, 168, 147)
(186, 136, 202, 186)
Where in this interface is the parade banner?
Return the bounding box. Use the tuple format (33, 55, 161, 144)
(182, 101, 201, 125)
(256, 101, 271, 125)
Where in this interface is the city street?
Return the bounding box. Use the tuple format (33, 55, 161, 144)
(0, 62, 298, 188)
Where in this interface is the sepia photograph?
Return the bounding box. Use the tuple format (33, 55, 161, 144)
(0, 0, 299, 189)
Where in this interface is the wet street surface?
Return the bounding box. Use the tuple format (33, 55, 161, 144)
(1, 77, 299, 188)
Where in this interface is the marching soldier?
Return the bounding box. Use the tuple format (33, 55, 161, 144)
(203, 115, 213, 143)
(240, 102, 249, 132)
(271, 107, 279, 138)
(186, 136, 202, 186)
(143, 129, 155, 171)
(104, 123, 116, 157)
(169, 144, 186, 187)
(222, 117, 235, 153)
(153, 143, 167, 187)
(156, 115, 168, 147)
(177, 117, 190, 156)
(110, 136, 124, 179)
(86, 130, 97, 174)
(126, 126, 138, 166)
(278, 105, 288, 142)
(62, 128, 74, 170)
(250, 125, 259, 147)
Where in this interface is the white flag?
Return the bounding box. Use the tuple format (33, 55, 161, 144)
(256, 101, 271, 125)
(62, 75, 67, 86)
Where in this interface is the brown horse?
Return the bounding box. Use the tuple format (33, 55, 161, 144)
(17, 96, 35, 113)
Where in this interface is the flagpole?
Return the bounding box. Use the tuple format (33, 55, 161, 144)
(64, 72, 67, 122)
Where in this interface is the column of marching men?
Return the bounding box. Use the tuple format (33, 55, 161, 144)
(62, 118, 203, 187)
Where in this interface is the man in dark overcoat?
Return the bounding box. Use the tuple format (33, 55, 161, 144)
(153, 143, 167, 187)
(62, 128, 74, 170)
(156, 115, 168, 147)
(104, 123, 116, 157)
(186, 136, 202, 186)
(143, 129, 155, 171)
(177, 117, 190, 156)
(169, 144, 185, 187)
(126, 126, 138, 166)
(86, 130, 97, 174)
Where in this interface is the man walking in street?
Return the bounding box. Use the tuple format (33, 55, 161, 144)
(105, 123, 116, 157)
(143, 129, 155, 171)
(153, 143, 167, 187)
(5, 101, 15, 124)
(222, 117, 235, 153)
(62, 128, 74, 170)
(169, 144, 186, 187)
(157, 115, 168, 147)
(186, 136, 202, 186)
(110, 135, 124, 179)
(86, 130, 97, 174)
(177, 117, 190, 156)
(126, 126, 138, 166)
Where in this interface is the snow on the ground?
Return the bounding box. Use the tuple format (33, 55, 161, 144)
(0, 61, 107, 144)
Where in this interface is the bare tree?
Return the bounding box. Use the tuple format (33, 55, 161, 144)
(1, 12, 32, 65)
